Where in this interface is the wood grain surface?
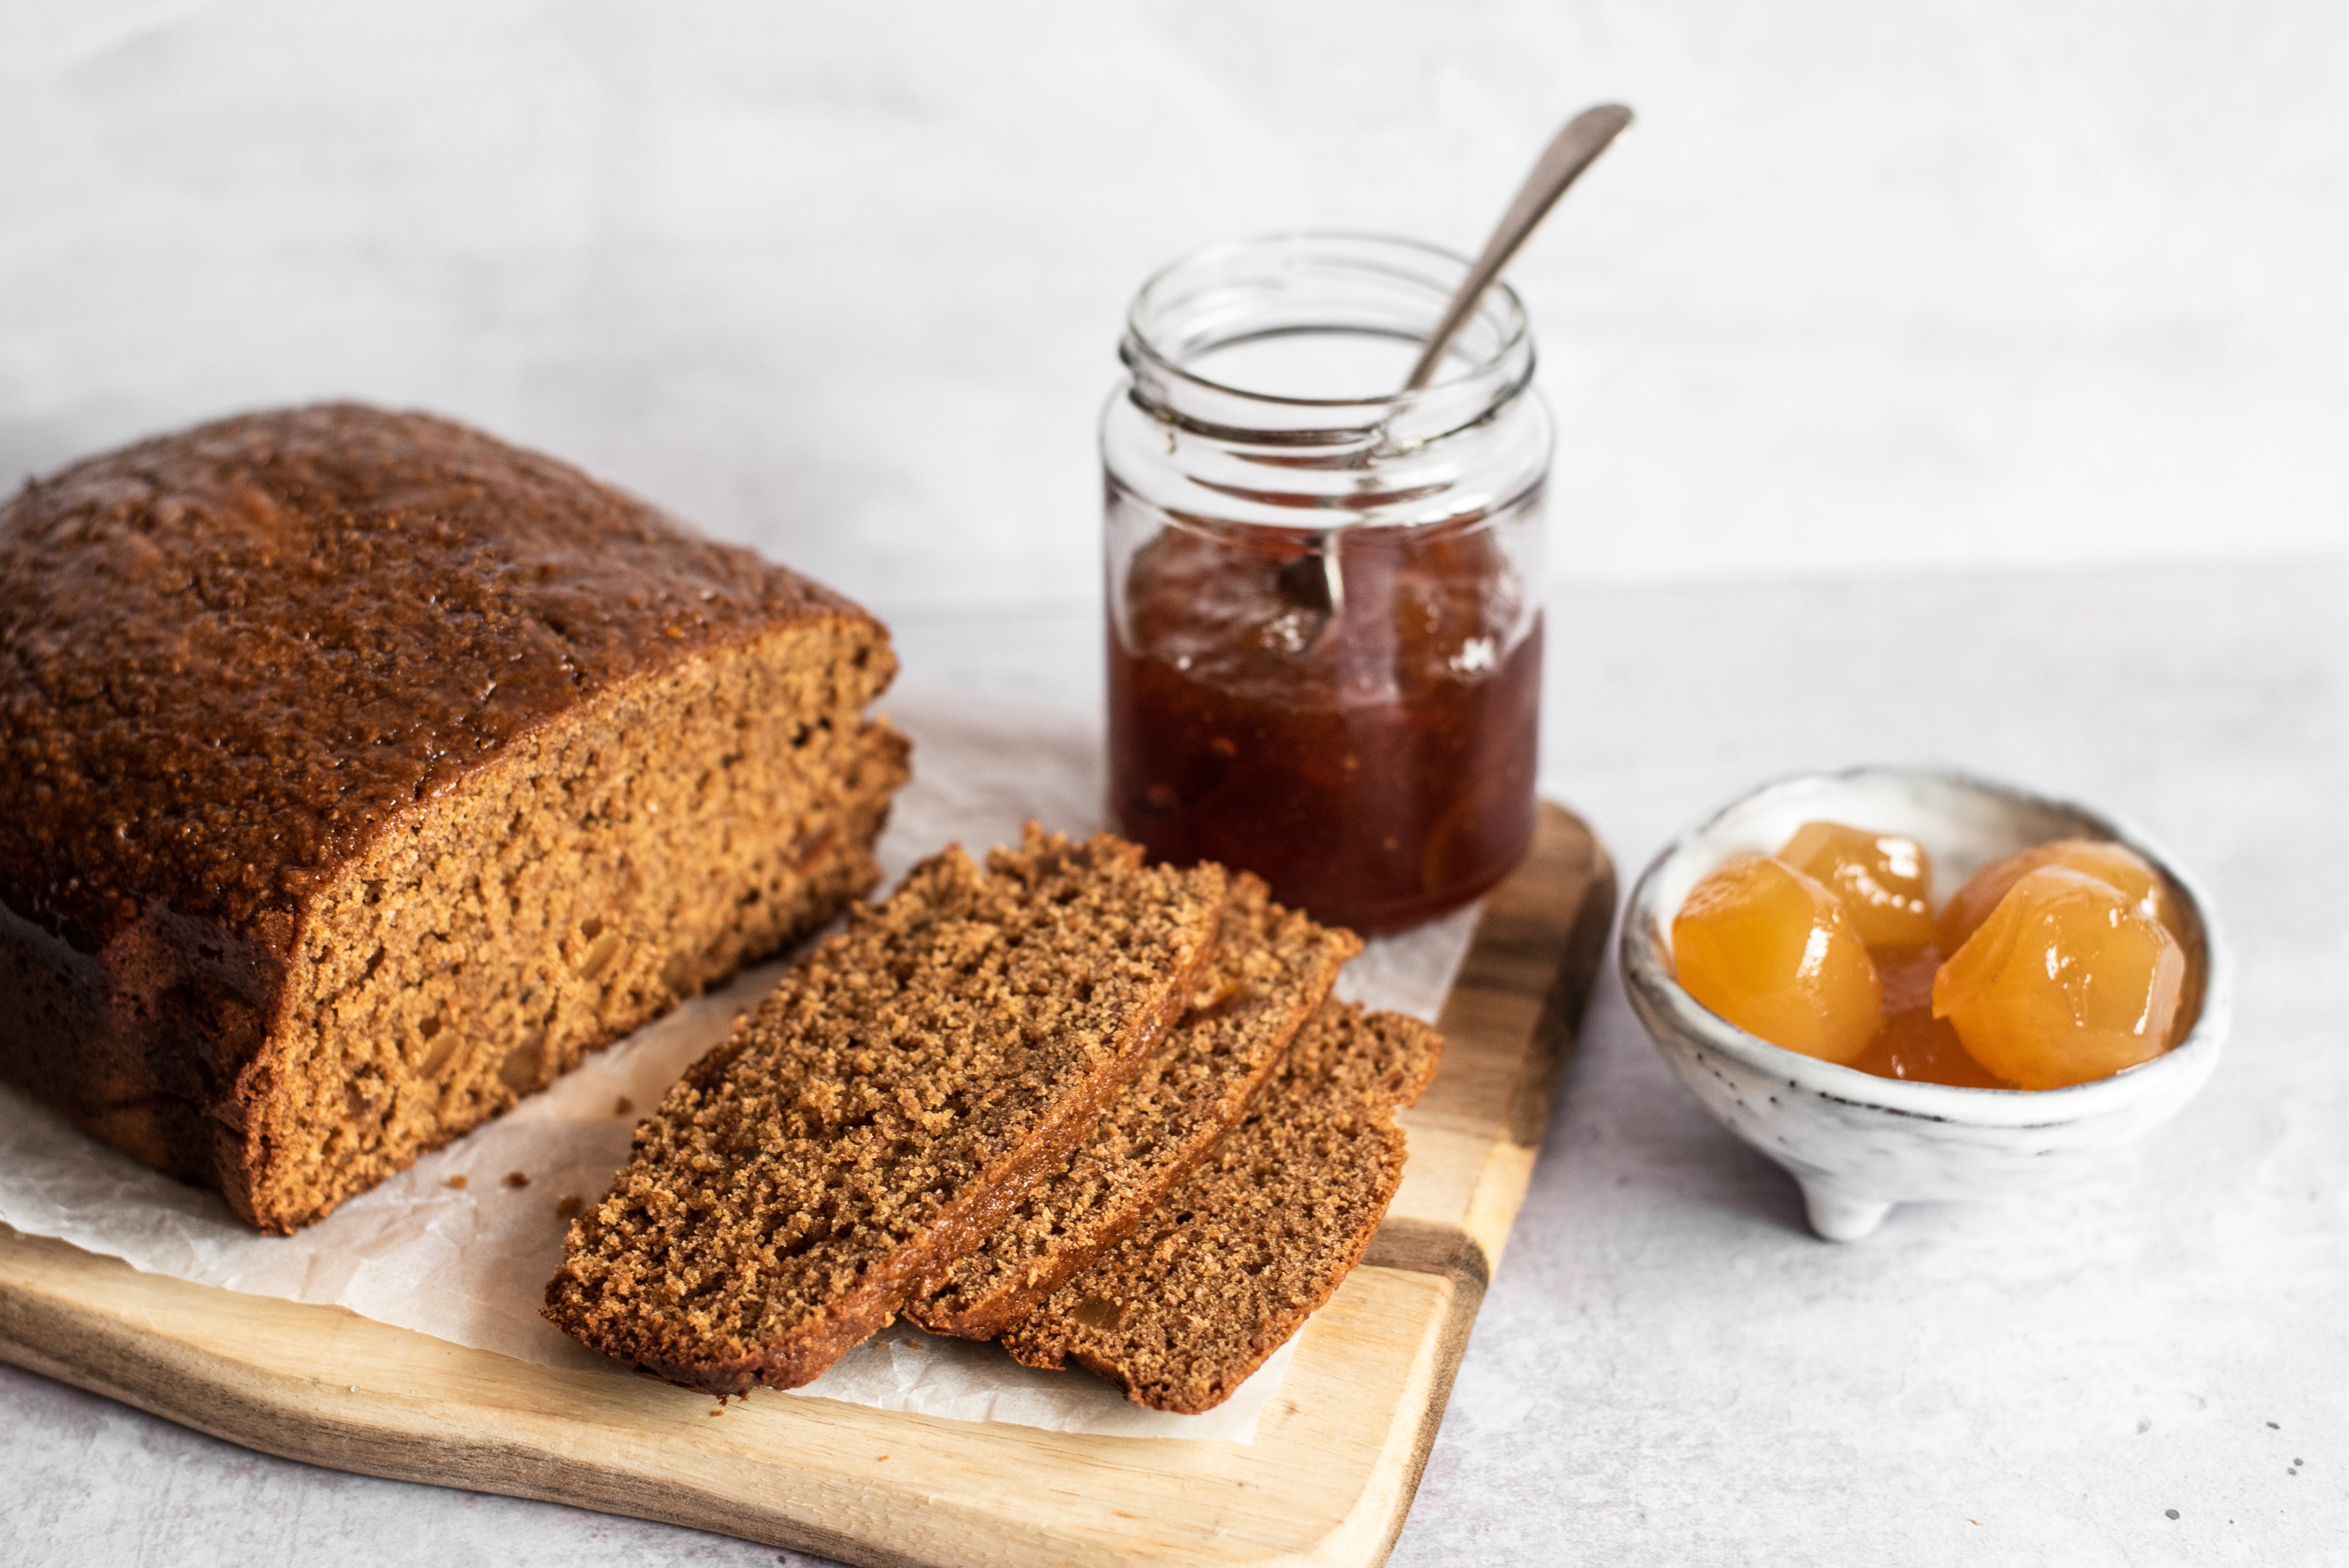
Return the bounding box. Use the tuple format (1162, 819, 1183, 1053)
(0, 802, 1614, 1568)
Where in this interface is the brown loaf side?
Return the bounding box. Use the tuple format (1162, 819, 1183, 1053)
(0, 403, 910, 1232)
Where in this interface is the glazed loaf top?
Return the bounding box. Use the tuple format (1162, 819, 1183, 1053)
(0, 403, 878, 956)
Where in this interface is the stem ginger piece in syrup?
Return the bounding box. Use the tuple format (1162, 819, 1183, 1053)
(1777, 821, 1937, 949)
(1938, 837, 2184, 953)
(1669, 854, 1883, 1065)
(1932, 865, 2186, 1091)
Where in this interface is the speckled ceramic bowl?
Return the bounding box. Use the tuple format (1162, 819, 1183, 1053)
(1621, 767, 2233, 1241)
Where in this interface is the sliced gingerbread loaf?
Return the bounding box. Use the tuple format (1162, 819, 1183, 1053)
(543, 826, 1226, 1394)
(907, 873, 1359, 1342)
(0, 404, 909, 1232)
(1003, 1000, 1443, 1414)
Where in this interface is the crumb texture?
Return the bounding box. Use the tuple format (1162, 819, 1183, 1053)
(543, 826, 1226, 1394)
(908, 873, 1357, 1340)
(1002, 1002, 1443, 1413)
(0, 403, 906, 1229)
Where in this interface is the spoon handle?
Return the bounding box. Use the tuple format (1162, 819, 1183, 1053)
(1401, 103, 1634, 392)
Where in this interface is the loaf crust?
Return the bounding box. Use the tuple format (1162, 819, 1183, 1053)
(0, 404, 908, 1230)
(544, 826, 1227, 1394)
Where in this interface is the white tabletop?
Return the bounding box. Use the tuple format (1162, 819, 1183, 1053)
(4, 561, 2340, 1564)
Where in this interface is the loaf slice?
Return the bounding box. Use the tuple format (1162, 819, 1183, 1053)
(1002, 1000, 1443, 1413)
(0, 404, 908, 1232)
(905, 873, 1359, 1341)
(543, 826, 1226, 1394)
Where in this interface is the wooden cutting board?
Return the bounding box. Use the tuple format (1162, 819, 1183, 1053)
(0, 802, 1613, 1568)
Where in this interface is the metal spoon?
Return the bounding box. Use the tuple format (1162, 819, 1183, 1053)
(1291, 103, 1635, 635)
(1402, 102, 1635, 391)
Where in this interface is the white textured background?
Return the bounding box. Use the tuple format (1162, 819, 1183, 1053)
(4, 0, 2345, 616)
(4, 6, 2348, 1566)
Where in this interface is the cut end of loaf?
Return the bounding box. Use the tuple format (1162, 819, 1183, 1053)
(239, 619, 908, 1232)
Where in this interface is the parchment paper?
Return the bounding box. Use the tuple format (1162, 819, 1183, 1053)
(0, 685, 1477, 1441)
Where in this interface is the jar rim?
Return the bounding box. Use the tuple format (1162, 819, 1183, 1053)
(1123, 231, 1531, 415)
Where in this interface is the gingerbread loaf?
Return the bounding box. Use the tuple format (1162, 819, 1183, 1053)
(544, 826, 1226, 1394)
(1003, 1000, 1443, 1413)
(907, 872, 1357, 1341)
(0, 404, 910, 1232)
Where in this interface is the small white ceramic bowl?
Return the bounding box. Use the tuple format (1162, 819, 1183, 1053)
(1621, 767, 2233, 1241)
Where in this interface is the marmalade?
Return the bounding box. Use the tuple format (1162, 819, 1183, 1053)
(1669, 823, 2190, 1090)
(1100, 233, 1554, 936)
(1108, 516, 1538, 934)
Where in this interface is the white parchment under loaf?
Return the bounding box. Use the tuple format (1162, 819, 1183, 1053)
(0, 686, 1477, 1441)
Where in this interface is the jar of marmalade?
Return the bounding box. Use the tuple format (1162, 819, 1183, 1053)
(1104, 233, 1551, 934)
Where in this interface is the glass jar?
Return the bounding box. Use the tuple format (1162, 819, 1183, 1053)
(1102, 232, 1551, 934)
